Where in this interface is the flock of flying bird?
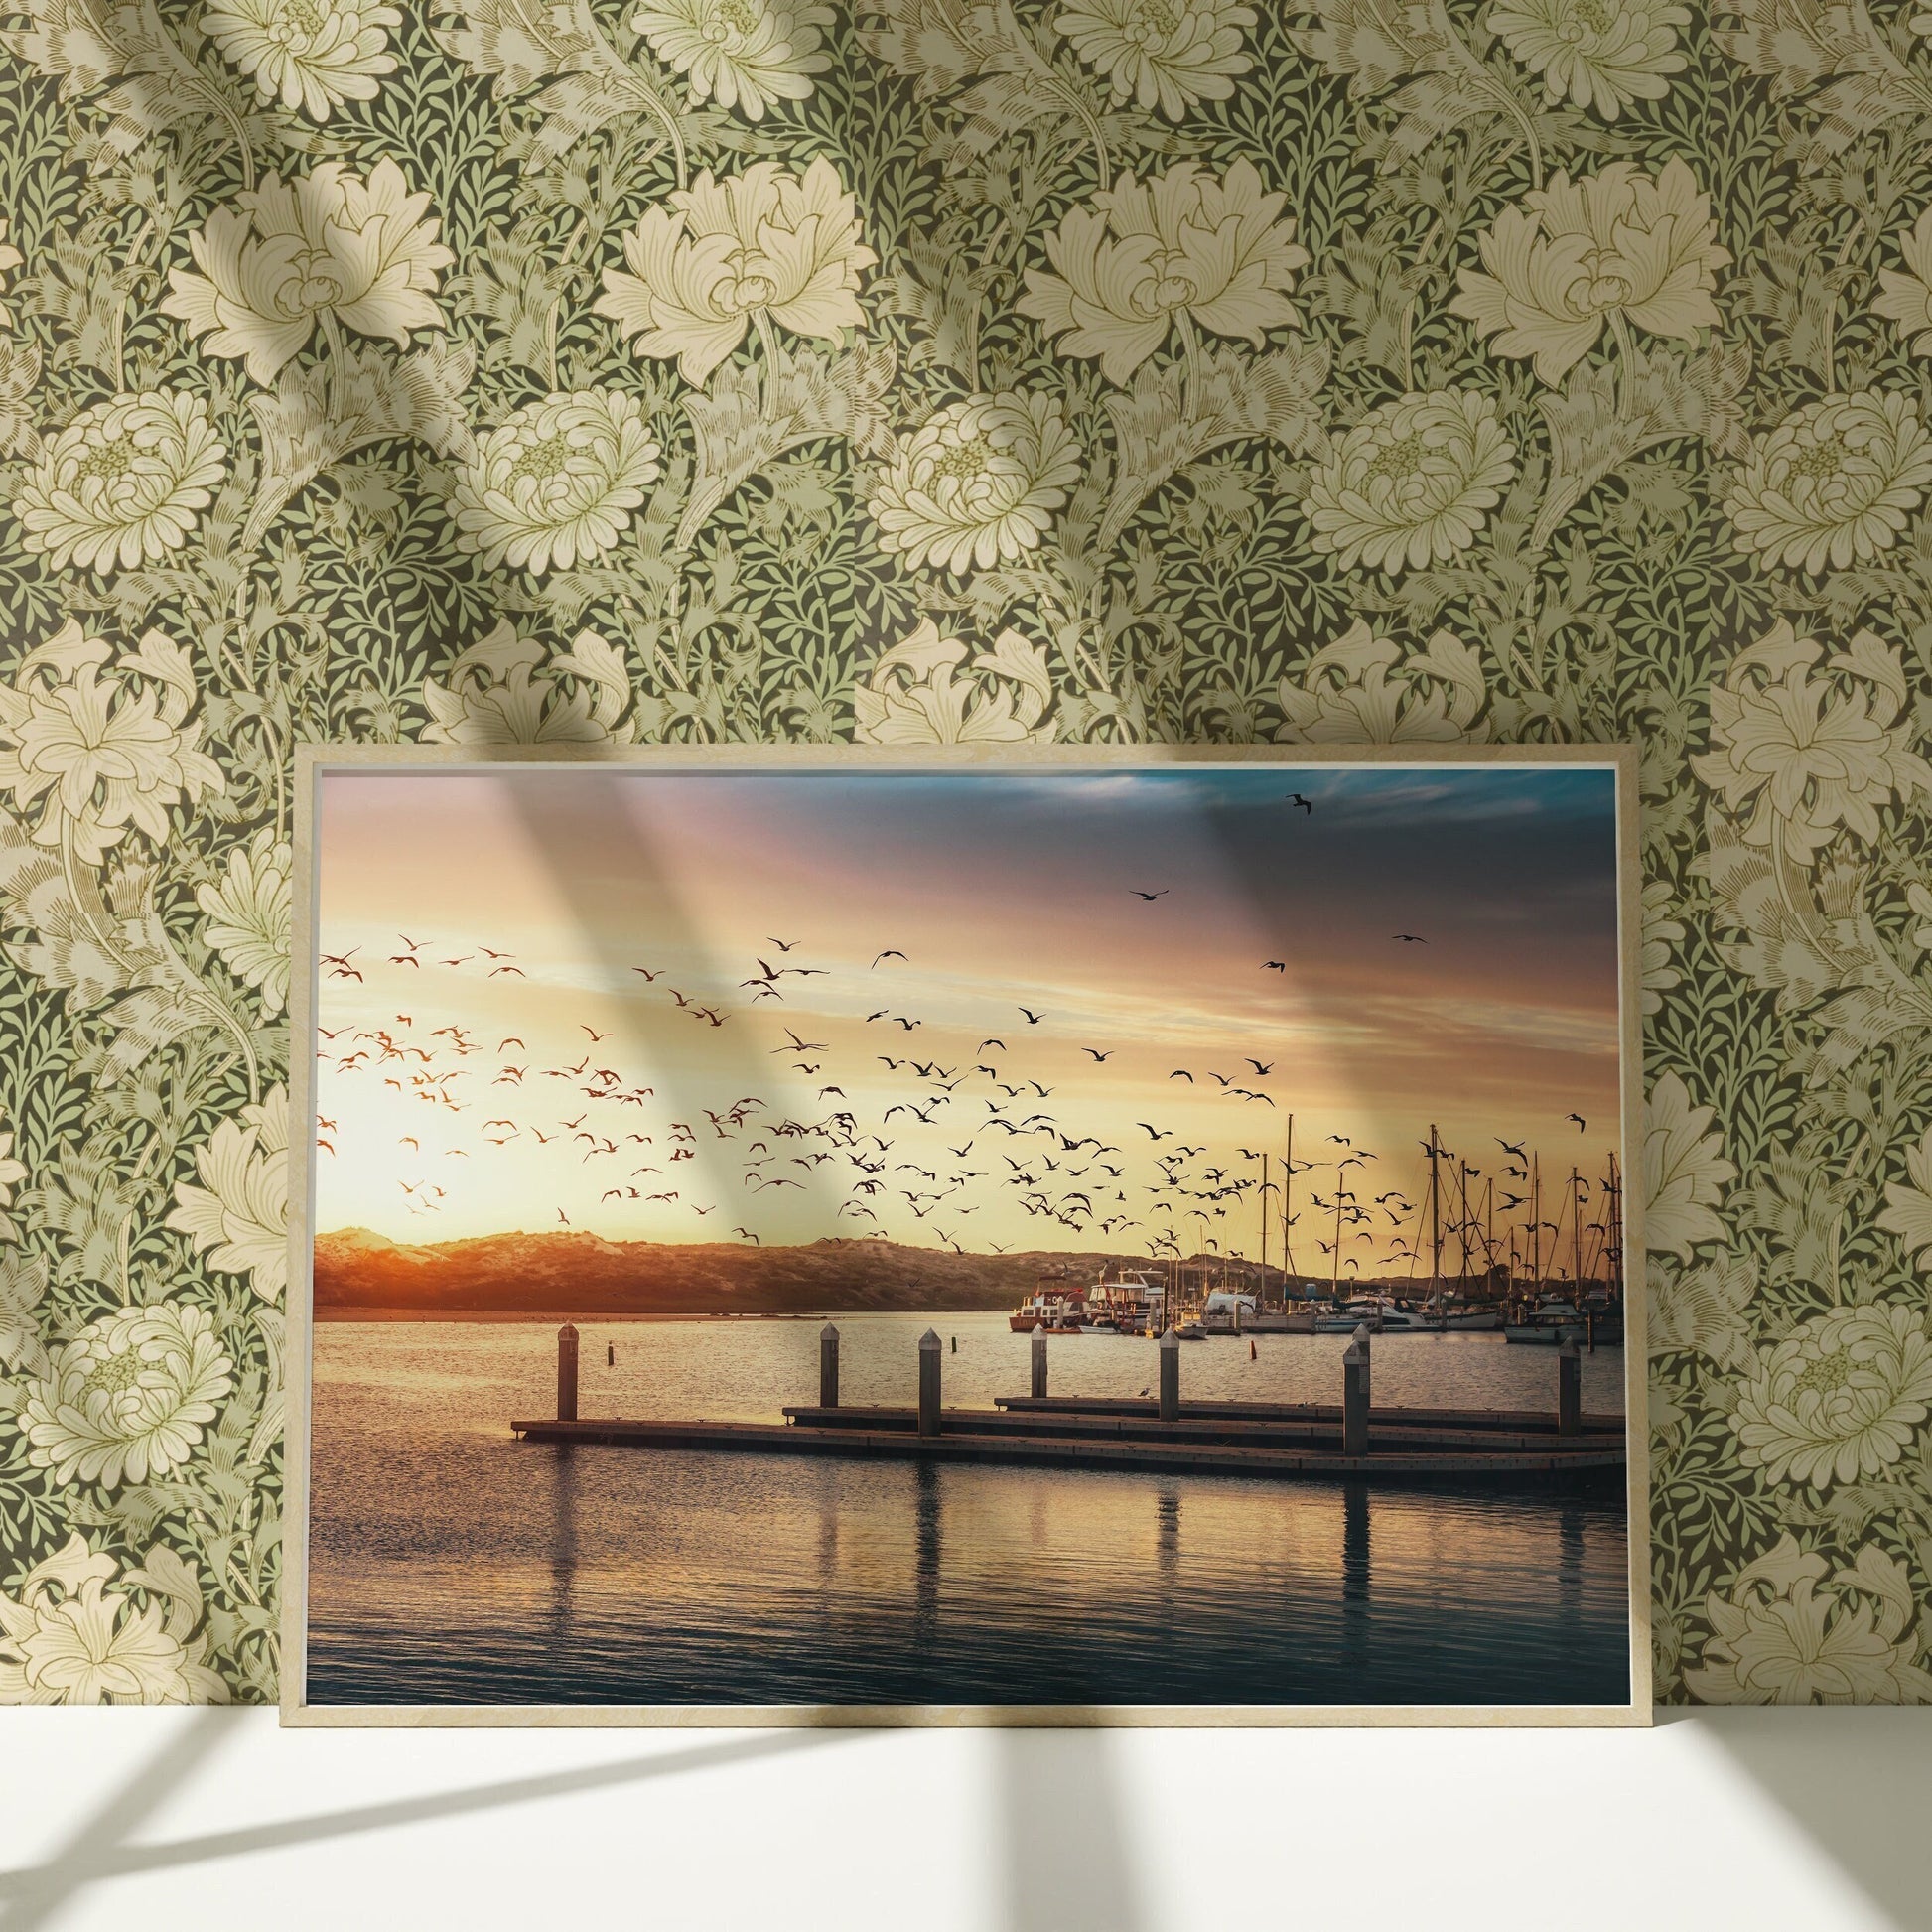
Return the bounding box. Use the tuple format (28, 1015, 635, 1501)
(314, 860, 1609, 1282)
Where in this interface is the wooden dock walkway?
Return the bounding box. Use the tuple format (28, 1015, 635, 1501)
(510, 1320, 1626, 1490)
(508, 1413, 1625, 1486)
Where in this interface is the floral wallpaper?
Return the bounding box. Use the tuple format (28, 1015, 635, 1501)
(0, 0, 1928, 1707)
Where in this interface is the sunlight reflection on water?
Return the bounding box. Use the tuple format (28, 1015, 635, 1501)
(307, 1314, 1630, 1707)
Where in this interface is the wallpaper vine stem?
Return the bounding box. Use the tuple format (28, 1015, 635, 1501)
(0, 0, 1928, 1707)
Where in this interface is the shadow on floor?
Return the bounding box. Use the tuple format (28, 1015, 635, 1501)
(1681, 1708, 1932, 1932)
(994, 1728, 1147, 1932)
(0, 1719, 848, 1931)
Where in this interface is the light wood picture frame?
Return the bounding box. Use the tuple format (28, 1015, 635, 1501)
(282, 741, 1651, 1727)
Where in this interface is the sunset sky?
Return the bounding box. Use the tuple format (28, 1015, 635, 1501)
(311, 763, 1626, 1278)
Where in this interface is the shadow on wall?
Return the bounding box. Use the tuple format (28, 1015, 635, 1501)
(1688, 1709, 1932, 1932)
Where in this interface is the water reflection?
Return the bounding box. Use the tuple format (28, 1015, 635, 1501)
(1342, 1482, 1370, 1604)
(1558, 1500, 1586, 1651)
(544, 1444, 579, 1650)
(1155, 1485, 1181, 1585)
(913, 1459, 940, 1653)
(308, 1325, 1632, 1708)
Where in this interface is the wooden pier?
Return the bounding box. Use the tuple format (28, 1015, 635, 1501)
(510, 1322, 1624, 1490)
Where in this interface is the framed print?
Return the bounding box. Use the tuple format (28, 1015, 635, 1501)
(282, 743, 1649, 1726)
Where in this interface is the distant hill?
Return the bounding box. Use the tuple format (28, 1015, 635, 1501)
(312, 1228, 1181, 1316)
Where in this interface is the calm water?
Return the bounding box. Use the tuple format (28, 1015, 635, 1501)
(306, 1313, 1631, 1708)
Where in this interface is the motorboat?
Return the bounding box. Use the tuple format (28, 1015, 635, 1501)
(1504, 1299, 1587, 1345)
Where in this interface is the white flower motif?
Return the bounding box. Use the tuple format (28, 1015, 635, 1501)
(1019, 160, 1306, 384)
(853, 621, 1057, 743)
(1490, 0, 1688, 118)
(163, 159, 452, 384)
(1451, 161, 1726, 386)
(0, 1128, 27, 1242)
(0, 1536, 228, 1705)
(1731, 1304, 1932, 1490)
(1640, 876, 1683, 1018)
(448, 391, 662, 574)
(1055, 0, 1255, 119)
(20, 1302, 234, 1488)
(0, 214, 22, 331)
(198, 828, 293, 1018)
(1685, 1538, 1932, 1705)
(595, 159, 872, 385)
(0, 621, 224, 864)
(1874, 207, 1932, 357)
(1643, 1069, 1735, 1259)
(206, 0, 401, 120)
(11, 390, 225, 575)
(868, 391, 1080, 574)
(1275, 621, 1489, 742)
(1725, 391, 1932, 576)
(422, 621, 640, 744)
(1691, 621, 1932, 862)
(166, 1085, 289, 1305)
(1878, 1123, 1932, 1270)
(1302, 389, 1516, 573)
(631, 0, 831, 118)
(0, 1246, 49, 1379)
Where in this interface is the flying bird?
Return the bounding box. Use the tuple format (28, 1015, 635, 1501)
(1567, 1113, 1587, 1131)
(1245, 1059, 1274, 1075)
(1131, 890, 1169, 901)
(1081, 1048, 1112, 1062)
(1394, 933, 1427, 943)
(1286, 793, 1312, 814)
(1018, 1008, 1044, 1025)
(1262, 960, 1286, 972)
(872, 950, 906, 969)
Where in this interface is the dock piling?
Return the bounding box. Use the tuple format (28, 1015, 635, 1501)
(918, 1327, 942, 1438)
(1031, 1327, 1048, 1399)
(1159, 1327, 1179, 1423)
(556, 1322, 579, 1423)
(1343, 1324, 1370, 1457)
(820, 1322, 840, 1411)
(1559, 1335, 1582, 1437)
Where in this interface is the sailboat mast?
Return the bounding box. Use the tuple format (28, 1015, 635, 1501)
(1259, 1153, 1269, 1311)
(1484, 1176, 1495, 1294)
(1330, 1182, 1342, 1304)
(1572, 1166, 1583, 1295)
(1451, 1152, 1473, 1296)
(1607, 1151, 1622, 1303)
(1531, 1153, 1542, 1301)
(1282, 1113, 1296, 1277)
(1429, 1123, 1443, 1315)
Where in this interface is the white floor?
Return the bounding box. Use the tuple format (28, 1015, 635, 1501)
(1, 1709, 1927, 1931)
